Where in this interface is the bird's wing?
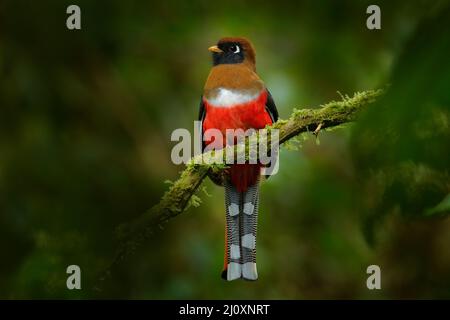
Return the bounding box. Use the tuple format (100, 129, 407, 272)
(265, 89, 279, 124)
(264, 89, 279, 179)
(199, 95, 224, 186)
(198, 95, 206, 151)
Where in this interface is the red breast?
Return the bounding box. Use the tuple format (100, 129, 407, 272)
(202, 90, 271, 139)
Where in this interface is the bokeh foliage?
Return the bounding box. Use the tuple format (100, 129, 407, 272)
(0, 0, 449, 298)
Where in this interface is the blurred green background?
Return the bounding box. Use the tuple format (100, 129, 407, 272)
(0, 0, 449, 299)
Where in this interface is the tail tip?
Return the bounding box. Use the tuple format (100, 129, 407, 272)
(242, 262, 258, 281)
(221, 263, 258, 281)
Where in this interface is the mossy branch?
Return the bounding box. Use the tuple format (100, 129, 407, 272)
(94, 89, 384, 290)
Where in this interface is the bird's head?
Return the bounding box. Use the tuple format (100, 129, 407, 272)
(208, 37, 256, 69)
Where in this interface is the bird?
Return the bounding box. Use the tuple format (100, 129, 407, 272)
(198, 37, 278, 281)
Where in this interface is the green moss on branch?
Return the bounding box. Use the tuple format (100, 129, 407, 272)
(95, 89, 383, 289)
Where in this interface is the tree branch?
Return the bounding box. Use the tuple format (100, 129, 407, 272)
(94, 89, 384, 290)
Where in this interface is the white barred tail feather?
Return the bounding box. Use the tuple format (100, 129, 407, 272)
(223, 180, 241, 280)
(223, 178, 260, 281)
(241, 181, 259, 280)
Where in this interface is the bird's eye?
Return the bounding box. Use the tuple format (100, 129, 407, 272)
(229, 45, 240, 54)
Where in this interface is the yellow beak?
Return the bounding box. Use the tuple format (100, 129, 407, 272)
(208, 45, 223, 53)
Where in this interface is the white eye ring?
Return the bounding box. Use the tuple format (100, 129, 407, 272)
(232, 45, 240, 53)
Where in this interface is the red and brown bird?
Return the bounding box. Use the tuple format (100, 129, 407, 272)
(198, 37, 278, 281)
